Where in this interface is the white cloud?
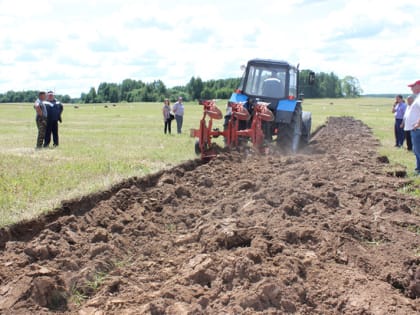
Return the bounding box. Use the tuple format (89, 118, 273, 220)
(0, 0, 418, 97)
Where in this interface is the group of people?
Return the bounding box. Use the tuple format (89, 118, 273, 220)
(162, 96, 185, 134)
(34, 91, 63, 149)
(392, 79, 420, 174)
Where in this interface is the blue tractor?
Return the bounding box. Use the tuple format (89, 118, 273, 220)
(229, 59, 315, 152)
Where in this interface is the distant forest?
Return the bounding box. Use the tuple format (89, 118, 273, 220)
(0, 70, 363, 103)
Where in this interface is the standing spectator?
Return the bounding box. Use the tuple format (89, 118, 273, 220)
(391, 95, 407, 147)
(402, 95, 415, 151)
(34, 91, 47, 149)
(44, 91, 63, 147)
(406, 80, 420, 174)
(162, 98, 172, 134)
(172, 96, 185, 134)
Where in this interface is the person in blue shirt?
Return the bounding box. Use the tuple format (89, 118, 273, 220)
(391, 95, 407, 147)
(44, 91, 64, 147)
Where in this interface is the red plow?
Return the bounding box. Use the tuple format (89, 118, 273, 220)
(190, 100, 274, 159)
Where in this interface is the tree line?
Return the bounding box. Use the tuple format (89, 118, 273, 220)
(0, 90, 72, 103)
(80, 77, 241, 104)
(80, 71, 362, 103)
(298, 70, 363, 98)
(0, 70, 363, 103)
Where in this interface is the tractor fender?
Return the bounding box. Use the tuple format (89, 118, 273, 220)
(229, 93, 248, 103)
(275, 99, 299, 124)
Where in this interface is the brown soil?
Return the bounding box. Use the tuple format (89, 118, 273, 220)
(0, 117, 419, 315)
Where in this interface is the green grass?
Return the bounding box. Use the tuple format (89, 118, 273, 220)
(69, 286, 87, 306)
(69, 271, 108, 306)
(85, 271, 107, 292)
(0, 98, 418, 226)
(0, 102, 204, 225)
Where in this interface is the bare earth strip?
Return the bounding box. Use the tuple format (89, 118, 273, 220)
(0, 117, 419, 314)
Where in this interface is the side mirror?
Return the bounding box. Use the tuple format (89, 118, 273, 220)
(299, 92, 305, 100)
(240, 65, 246, 71)
(308, 72, 315, 85)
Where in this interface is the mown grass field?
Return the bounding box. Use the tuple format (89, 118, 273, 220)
(0, 97, 418, 226)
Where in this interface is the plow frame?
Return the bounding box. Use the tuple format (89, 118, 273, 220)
(232, 102, 274, 152)
(191, 100, 274, 159)
(190, 100, 224, 159)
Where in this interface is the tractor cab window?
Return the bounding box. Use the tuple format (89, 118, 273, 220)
(244, 66, 286, 99)
(289, 69, 297, 98)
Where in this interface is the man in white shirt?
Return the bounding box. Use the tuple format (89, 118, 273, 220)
(402, 95, 415, 151)
(406, 80, 420, 174)
(172, 96, 185, 134)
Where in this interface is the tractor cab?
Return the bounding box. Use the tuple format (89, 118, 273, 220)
(233, 59, 299, 121)
(239, 59, 297, 104)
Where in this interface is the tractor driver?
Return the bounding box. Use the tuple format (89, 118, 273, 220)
(262, 71, 284, 98)
(269, 71, 281, 81)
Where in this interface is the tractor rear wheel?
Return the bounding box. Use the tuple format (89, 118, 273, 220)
(276, 103, 302, 153)
(300, 111, 312, 146)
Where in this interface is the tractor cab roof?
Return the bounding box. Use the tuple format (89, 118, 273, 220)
(247, 59, 297, 71)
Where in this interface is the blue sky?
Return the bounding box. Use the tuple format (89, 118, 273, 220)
(0, 0, 418, 97)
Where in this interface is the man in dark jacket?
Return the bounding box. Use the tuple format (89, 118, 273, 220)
(44, 91, 64, 147)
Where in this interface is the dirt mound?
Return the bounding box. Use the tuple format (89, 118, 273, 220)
(0, 117, 419, 314)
